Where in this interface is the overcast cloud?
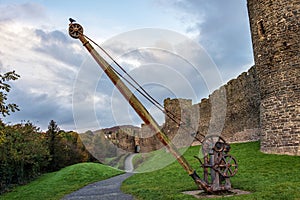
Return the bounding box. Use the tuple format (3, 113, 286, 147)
(160, 0, 254, 79)
(0, 0, 254, 132)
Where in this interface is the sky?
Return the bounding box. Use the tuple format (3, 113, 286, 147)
(0, 0, 254, 132)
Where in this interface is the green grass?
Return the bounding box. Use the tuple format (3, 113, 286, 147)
(132, 147, 189, 173)
(106, 153, 130, 170)
(0, 162, 123, 200)
(2, 143, 299, 200)
(122, 142, 300, 200)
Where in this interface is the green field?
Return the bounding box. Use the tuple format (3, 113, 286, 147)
(122, 142, 300, 200)
(0, 162, 123, 200)
(1, 142, 299, 200)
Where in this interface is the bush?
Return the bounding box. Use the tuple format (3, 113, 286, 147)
(0, 122, 49, 193)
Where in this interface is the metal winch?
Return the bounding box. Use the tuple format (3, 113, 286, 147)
(194, 135, 238, 192)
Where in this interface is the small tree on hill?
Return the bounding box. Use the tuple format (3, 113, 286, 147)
(46, 120, 61, 171)
(47, 119, 60, 155)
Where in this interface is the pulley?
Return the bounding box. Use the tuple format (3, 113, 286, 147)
(69, 21, 83, 39)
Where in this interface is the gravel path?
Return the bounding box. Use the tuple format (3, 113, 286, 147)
(62, 173, 134, 200)
(62, 154, 136, 200)
(124, 153, 136, 172)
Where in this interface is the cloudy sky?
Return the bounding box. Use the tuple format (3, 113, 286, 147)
(0, 0, 254, 132)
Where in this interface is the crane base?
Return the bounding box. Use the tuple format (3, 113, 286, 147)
(182, 189, 251, 199)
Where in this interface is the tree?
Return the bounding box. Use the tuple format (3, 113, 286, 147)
(0, 122, 49, 193)
(45, 120, 96, 171)
(45, 120, 61, 171)
(47, 120, 60, 155)
(0, 71, 20, 117)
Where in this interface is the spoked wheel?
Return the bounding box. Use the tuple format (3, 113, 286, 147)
(201, 135, 227, 156)
(69, 23, 83, 39)
(216, 154, 238, 177)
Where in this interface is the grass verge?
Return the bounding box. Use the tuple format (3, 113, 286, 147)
(122, 142, 300, 200)
(132, 147, 189, 173)
(0, 162, 123, 200)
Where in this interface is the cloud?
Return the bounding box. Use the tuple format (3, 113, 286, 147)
(4, 84, 75, 131)
(0, 3, 47, 23)
(78, 33, 219, 130)
(153, 0, 254, 82)
(72, 37, 211, 131)
(0, 3, 86, 131)
(1, 1, 254, 132)
(33, 29, 84, 66)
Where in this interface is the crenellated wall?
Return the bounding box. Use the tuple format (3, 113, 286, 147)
(100, 59, 297, 156)
(221, 66, 261, 142)
(103, 65, 262, 153)
(165, 66, 261, 144)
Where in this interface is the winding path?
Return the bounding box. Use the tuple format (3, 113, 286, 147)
(62, 154, 136, 200)
(124, 153, 136, 172)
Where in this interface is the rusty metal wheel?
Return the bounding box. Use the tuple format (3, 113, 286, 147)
(69, 23, 83, 39)
(201, 135, 227, 156)
(216, 154, 238, 177)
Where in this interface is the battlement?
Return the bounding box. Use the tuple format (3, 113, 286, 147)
(165, 66, 261, 145)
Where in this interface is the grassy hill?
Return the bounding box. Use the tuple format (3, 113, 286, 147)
(0, 162, 123, 200)
(122, 142, 300, 200)
(1, 142, 299, 200)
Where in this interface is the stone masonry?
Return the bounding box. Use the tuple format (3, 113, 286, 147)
(166, 66, 261, 145)
(247, 0, 300, 155)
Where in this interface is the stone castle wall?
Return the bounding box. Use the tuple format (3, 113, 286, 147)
(102, 125, 138, 152)
(217, 66, 261, 142)
(101, 60, 298, 155)
(104, 65, 262, 153)
(247, 0, 300, 155)
(165, 66, 261, 144)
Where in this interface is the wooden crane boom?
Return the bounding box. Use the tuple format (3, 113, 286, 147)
(68, 20, 212, 192)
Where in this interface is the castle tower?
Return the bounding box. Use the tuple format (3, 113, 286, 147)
(247, 1, 300, 155)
